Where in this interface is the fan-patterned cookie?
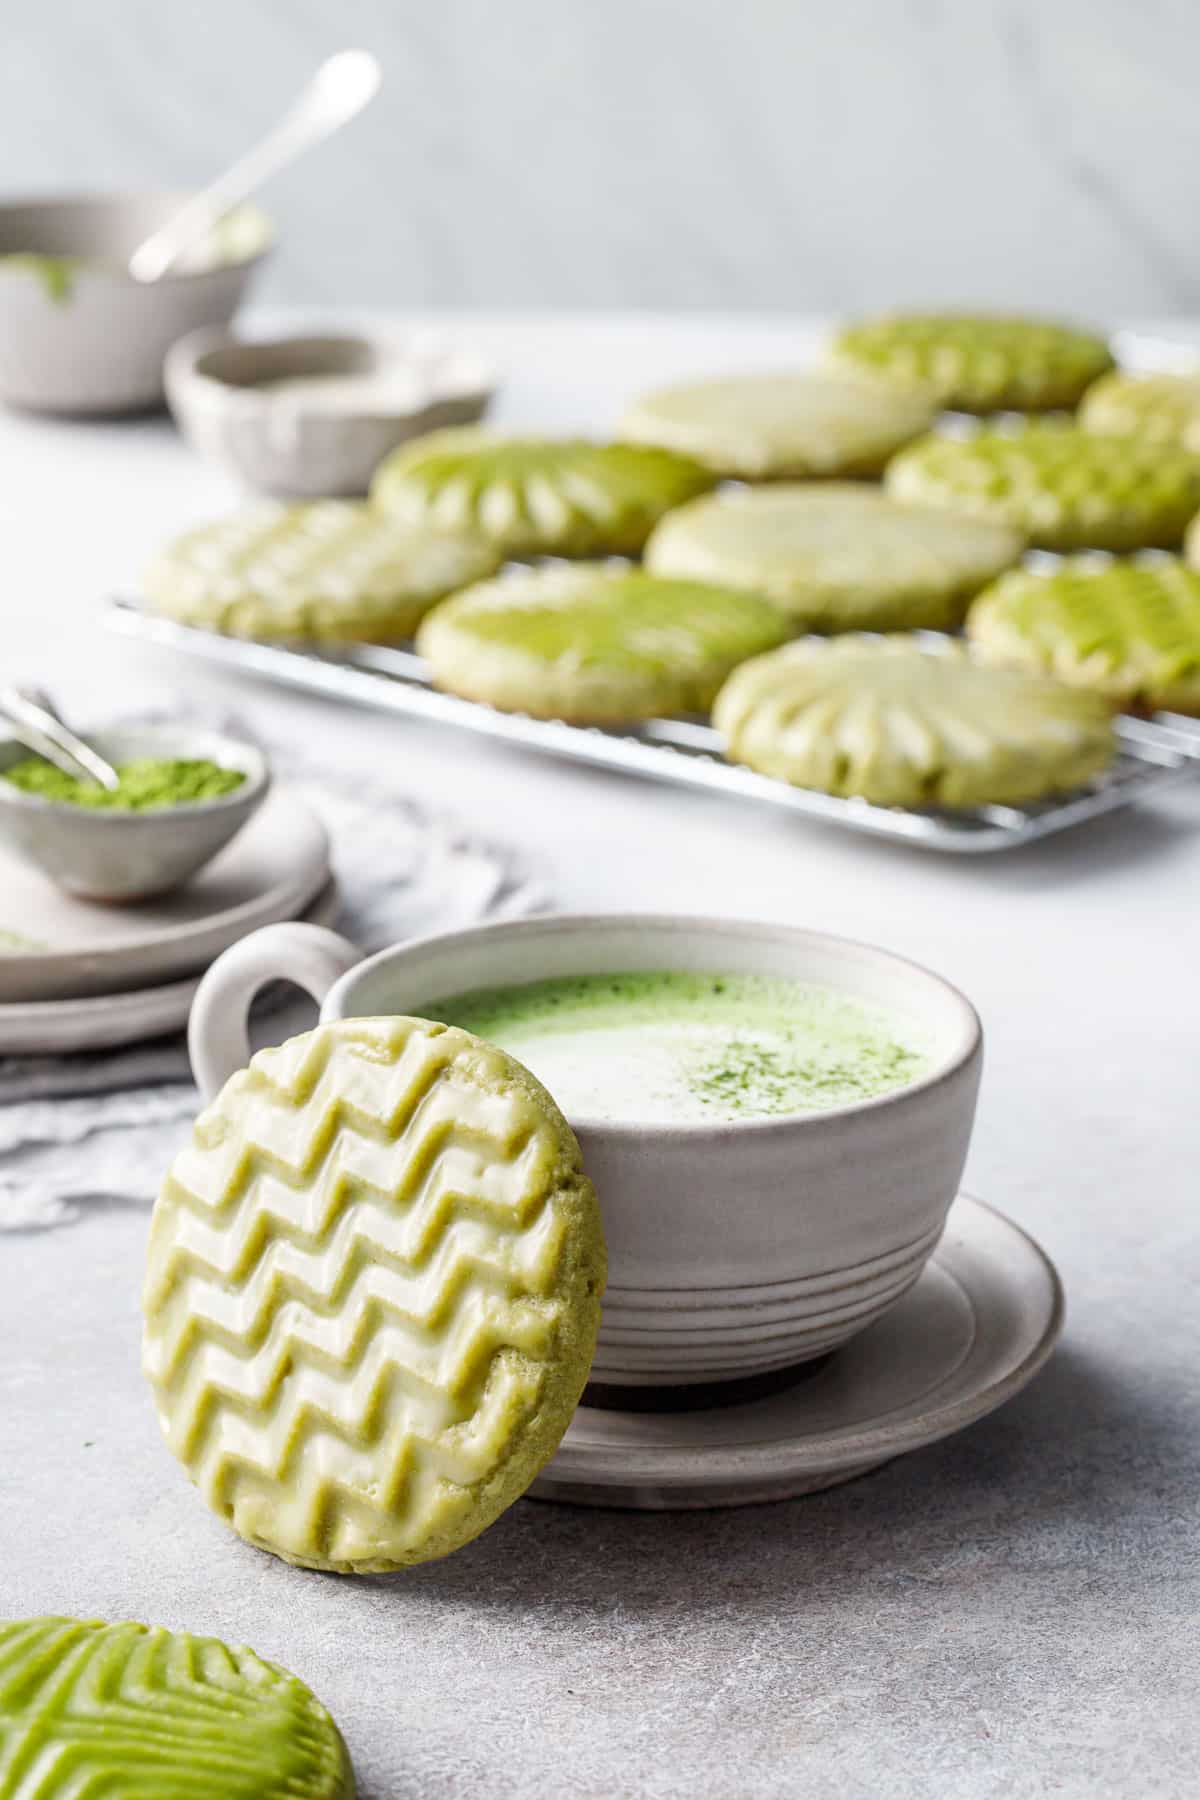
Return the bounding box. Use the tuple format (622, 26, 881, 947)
(831, 313, 1113, 412)
(967, 555, 1200, 713)
(0, 1615, 354, 1799)
(1080, 370, 1200, 454)
(713, 634, 1115, 808)
(885, 423, 1200, 553)
(142, 1018, 606, 1572)
(144, 502, 501, 642)
(370, 428, 715, 558)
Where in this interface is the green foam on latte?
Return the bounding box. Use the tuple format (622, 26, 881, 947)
(433, 971, 933, 1124)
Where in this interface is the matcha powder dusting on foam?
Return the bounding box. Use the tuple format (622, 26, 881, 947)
(2, 756, 246, 810)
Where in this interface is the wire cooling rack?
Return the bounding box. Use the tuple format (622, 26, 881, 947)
(106, 598, 1200, 855)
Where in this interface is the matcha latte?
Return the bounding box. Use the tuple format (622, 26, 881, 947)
(432, 971, 932, 1125)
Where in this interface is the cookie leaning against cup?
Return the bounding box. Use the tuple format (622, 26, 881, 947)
(620, 370, 938, 479)
(830, 312, 1114, 412)
(370, 427, 715, 559)
(417, 563, 792, 722)
(967, 556, 1200, 714)
(142, 1017, 606, 1573)
(144, 501, 502, 642)
(0, 1616, 355, 1799)
(644, 483, 1024, 632)
(885, 422, 1200, 553)
(713, 634, 1116, 808)
(1080, 370, 1200, 454)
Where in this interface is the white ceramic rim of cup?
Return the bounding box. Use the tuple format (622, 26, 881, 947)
(0, 191, 275, 284)
(323, 910, 983, 1142)
(0, 724, 269, 819)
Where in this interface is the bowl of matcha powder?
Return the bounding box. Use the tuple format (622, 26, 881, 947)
(0, 723, 269, 899)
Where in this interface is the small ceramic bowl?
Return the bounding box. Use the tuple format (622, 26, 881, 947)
(0, 724, 270, 901)
(164, 328, 495, 496)
(0, 194, 272, 415)
(188, 912, 983, 1395)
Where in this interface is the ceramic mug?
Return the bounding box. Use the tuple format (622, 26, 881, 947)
(189, 913, 983, 1393)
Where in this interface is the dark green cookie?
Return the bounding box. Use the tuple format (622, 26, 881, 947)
(0, 1616, 355, 1798)
(370, 428, 715, 558)
(885, 423, 1200, 552)
(832, 313, 1114, 413)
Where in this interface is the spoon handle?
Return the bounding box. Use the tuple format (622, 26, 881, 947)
(0, 687, 121, 791)
(128, 49, 381, 283)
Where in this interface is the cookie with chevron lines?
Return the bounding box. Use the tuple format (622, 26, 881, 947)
(142, 1017, 606, 1572)
(0, 1615, 354, 1799)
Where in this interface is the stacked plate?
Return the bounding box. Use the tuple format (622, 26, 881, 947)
(0, 790, 334, 1054)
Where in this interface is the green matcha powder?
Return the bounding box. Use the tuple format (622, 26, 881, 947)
(2, 756, 246, 810)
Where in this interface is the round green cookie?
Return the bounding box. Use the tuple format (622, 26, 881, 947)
(144, 502, 501, 642)
(1080, 370, 1200, 454)
(143, 1017, 606, 1573)
(370, 427, 715, 558)
(968, 555, 1200, 713)
(417, 564, 792, 721)
(831, 313, 1114, 412)
(885, 423, 1200, 552)
(619, 370, 938, 479)
(644, 482, 1023, 631)
(0, 1615, 354, 1798)
(713, 634, 1115, 808)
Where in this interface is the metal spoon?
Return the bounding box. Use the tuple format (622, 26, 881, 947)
(128, 49, 382, 283)
(0, 687, 121, 791)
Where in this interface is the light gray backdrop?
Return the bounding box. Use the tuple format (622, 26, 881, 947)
(7, 0, 1199, 316)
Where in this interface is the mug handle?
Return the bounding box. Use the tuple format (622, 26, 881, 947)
(188, 922, 362, 1102)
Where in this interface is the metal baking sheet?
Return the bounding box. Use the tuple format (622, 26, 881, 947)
(105, 598, 1200, 855)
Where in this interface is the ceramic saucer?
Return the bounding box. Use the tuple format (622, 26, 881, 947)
(0, 877, 340, 1055)
(0, 789, 329, 1004)
(532, 1196, 1062, 1510)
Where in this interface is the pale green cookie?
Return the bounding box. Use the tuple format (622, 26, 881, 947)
(143, 1018, 606, 1573)
(968, 555, 1200, 713)
(714, 634, 1115, 808)
(885, 423, 1200, 552)
(644, 483, 1023, 631)
(144, 502, 501, 642)
(1080, 370, 1200, 454)
(0, 1616, 354, 1799)
(417, 564, 792, 721)
(370, 427, 715, 558)
(620, 370, 938, 479)
(831, 313, 1113, 412)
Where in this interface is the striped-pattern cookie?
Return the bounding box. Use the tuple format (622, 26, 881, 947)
(1080, 370, 1200, 454)
(831, 313, 1113, 413)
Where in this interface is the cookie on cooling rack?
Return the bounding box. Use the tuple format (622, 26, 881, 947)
(619, 370, 938, 480)
(644, 482, 1023, 632)
(968, 555, 1200, 714)
(416, 563, 791, 723)
(0, 1616, 355, 1798)
(370, 427, 715, 559)
(885, 422, 1200, 553)
(713, 634, 1115, 809)
(830, 312, 1114, 413)
(1080, 370, 1200, 455)
(143, 1017, 606, 1572)
(144, 501, 501, 642)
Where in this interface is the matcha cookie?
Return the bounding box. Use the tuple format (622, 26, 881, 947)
(714, 634, 1115, 808)
(143, 1017, 605, 1573)
(1080, 369, 1200, 454)
(620, 370, 937, 479)
(144, 502, 501, 642)
(831, 312, 1113, 412)
(968, 555, 1200, 713)
(0, 1615, 354, 1798)
(645, 482, 1023, 631)
(417, 564, 791, 721)
(885, 423, 1200, 552)
(370, 427, 715, 558)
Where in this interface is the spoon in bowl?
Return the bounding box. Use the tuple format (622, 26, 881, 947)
(128, 49, 382, 283)
(0, 686, 121, 790)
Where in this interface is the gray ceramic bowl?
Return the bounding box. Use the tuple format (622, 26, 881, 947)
(165, 328, 495, 496)
(0, 193, 272, 415)
(0, 724, 270, 901)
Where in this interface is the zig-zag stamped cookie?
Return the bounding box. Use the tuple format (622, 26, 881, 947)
(142, 1018, 606, 1573)
(0, 1615, 355, 1798)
